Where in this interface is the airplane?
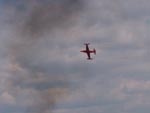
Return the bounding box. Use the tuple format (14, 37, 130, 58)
(80, 43, 96, 60)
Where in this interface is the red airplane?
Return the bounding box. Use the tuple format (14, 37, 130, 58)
(80, 43, 96, 60)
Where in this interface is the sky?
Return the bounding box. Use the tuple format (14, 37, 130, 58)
(1, 0, 150, 113)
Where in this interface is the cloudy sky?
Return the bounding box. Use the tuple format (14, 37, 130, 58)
(1, 0, 150, 113)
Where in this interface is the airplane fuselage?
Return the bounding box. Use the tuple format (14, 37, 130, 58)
(80, 43, 96, 60)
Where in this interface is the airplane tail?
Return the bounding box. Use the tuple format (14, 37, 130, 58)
(84, 43, 90, 45)
(87, 58, 93, 60)
(93, 48, 96, 55)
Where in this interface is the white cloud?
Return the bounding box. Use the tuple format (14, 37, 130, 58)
(0, 92, 16, 105)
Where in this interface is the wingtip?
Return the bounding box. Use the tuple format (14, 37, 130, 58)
(93, 49, 96, 55)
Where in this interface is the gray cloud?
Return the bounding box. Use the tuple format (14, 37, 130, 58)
(1, 0, 150, 113)
(0, 0, 86, 113)
(19, 0, 84, 38)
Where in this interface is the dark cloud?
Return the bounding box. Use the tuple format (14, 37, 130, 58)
(20, 0, 84, 38)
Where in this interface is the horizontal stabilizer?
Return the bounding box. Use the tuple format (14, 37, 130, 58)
(87, 58, 93, 60)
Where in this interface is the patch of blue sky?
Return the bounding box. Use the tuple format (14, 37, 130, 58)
(0, 0, 17, 5)
(19, 81, 72, 90)
(0, 0, 26, 12)
(0, 0, 5, 5)
(0, 105, 26, 113)
(55, 97, 124, 109)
